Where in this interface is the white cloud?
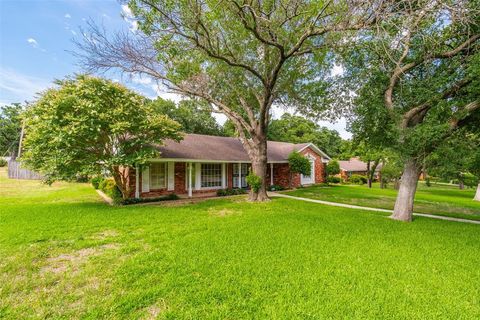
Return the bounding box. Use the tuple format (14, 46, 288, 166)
(131, 75, 152, 85)
(64, 13, 71, 18)
(121, 4, 138, 31)
(121, 4, 133, 18)
(0, 68, 51, 103)
(150, 84, 183, 102)
(27, 38, 38, 47)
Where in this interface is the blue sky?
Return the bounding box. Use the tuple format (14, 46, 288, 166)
(0, 0, 350, 138)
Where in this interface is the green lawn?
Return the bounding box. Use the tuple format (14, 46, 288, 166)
(1, 168, 480, 319)
(284, 182, 480, 221)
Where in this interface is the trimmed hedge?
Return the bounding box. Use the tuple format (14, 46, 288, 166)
(267, 184, 285, 191)
(99, 179, 122, 203)
(327, 176, 341, 184)
(349, 174, 368, 185)
(121, 194, 179, 205)
(216, 188, 248, 196)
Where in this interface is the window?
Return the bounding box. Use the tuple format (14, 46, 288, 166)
(150, 163, 166, 189)
(233, 163, 249, 188)
(201, 163, 222, 188)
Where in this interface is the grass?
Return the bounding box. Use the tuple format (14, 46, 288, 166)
(1, 167, 480, 319)
(284, 182, 480, 221)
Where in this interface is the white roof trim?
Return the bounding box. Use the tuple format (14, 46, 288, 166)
(297, 143, 331, 160)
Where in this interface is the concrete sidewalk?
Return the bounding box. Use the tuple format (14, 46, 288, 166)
(268, 192, 480, 225)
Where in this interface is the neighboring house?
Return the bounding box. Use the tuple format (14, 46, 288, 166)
(338, 157, 382, 181)
(128, 134, 330, 198)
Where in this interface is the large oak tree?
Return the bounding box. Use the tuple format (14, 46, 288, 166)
(76, 0, 388, 201)
(337, 0, 479, 221)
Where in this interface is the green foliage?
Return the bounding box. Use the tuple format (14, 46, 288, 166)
(121, 193, 179, 205)
(380, 159, 403, 187)
(0, 103, 23, 157)
(99, 179, 122, 203)
(21, 75, 182, 199)
(287, 151, 311, 176)
(150, 98, 226, 136)
(462, 173, 479, 188)
(216, 188, 248, 197)
(268, 114, 343, 157)
(0, 158, 8, 167)
(349, 174, 367, 185)
(327, 176, 341, 184)
(246, 173, 262, 193)
(91, 176, 104, 189)
(326, 160, 340, 177)
(267, 184, 285, 191)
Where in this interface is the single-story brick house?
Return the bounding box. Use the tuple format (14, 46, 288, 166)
(338, 157, 382, 181)
(129, 134, 330, 198)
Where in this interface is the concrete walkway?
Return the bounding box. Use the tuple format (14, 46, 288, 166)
(268, 192, 480, 225)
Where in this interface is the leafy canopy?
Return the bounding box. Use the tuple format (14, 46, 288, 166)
(326, 159, 340, 177)
(0, 103, 24, 157)
(149, 98, 225, 136)
(22, 75, 182, 187)
(268, 113, 344, 158)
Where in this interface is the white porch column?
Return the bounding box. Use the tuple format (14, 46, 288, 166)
(195, 163, 201, 190)
(188, 162, 193, 198)
(221, 163, 226, 188)
(135, 164, 140, 198)
(238, 163, 242, 188)
(270, 163, 273, 186)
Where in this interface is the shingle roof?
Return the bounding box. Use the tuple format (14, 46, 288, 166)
(339, 157, 382, 172)
(155, 134, 326, 162)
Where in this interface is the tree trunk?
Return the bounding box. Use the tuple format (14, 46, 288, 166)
(248, 138, 269, 202)
(459, 179, 465, 190)
(379, 160, 386, 189)
(367, 160, 372, 188)
(249, 157, 269, 201)
(474, 183, 480, 201)
(112, 166, 131, 200)
(391, 158, 421, 222)
(368, 160, 379, 188)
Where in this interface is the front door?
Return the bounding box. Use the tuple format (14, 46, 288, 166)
(301, 158, 315, 185)
(233, 163, 249, 188)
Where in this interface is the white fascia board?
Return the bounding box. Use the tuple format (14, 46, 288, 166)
(297, 143, 331, 160)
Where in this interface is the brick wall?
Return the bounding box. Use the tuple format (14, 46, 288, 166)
(127, 148, 327, 199)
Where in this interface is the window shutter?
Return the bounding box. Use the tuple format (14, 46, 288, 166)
(167, 162, 175, 190)
(142, 166, 150, 193)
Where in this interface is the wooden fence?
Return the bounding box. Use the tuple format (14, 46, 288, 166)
(7, 160, 43, 180)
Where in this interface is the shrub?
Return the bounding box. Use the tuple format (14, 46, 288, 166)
(288, 151, 311, 176)
(246, 173, 262, 193)
(0, 158, 7, 167)
(267, 184, 285, 191)
(121, 193, 179, 205)
(99, 179, 122, 203)
(327, 176, 341, 184)
(217, 188, 248, 196)
(349, 174, 367, 184)
(463, 173, 479, 188)
(91, 176, 104, 189)
(326, 160, 340, 176)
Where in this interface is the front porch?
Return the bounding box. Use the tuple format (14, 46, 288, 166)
(129, 161, 299, 199)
